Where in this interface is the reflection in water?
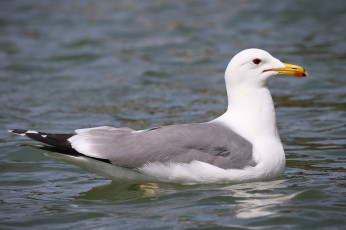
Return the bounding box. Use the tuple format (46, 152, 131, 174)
(222, 180, 299, 219)
(74, 181, 168, 201)
(74, 179, 300, 220)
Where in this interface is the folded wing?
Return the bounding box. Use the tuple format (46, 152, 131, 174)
(68, 123, 256, 170)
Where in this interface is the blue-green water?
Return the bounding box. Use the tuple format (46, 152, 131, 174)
(1, 0, 345, 229)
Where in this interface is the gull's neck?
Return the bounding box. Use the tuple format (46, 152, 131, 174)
(212, 83, 286, 176)
(214, 84, 280, 143)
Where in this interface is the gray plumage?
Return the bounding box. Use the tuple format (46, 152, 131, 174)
(69, 122, 256, 170)
(10, 122, 256, 170)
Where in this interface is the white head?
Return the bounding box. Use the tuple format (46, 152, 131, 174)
(225, 48, 307, 88)
(219, 48, 307, 140)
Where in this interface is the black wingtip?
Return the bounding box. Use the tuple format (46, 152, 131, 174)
(8, 129, 30, 136)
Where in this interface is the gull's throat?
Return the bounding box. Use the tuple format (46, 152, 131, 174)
(216, 86, 280, 144)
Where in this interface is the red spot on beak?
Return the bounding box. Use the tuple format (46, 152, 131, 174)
(294, 72, 304, 77)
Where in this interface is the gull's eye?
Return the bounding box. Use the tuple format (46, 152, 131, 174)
(252, 58, 262, 65)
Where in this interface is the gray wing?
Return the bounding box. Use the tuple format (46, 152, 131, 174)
(68, 123, 256, 170)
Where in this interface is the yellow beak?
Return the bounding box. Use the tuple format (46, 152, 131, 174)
(269, 63, 308, 77)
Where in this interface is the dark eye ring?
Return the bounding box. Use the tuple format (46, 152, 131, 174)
(252, 58, 261, 65)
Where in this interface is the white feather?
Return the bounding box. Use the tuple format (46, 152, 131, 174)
(26, 130, 38, 134)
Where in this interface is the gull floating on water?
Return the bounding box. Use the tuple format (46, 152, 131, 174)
(9, 48, 308, 184)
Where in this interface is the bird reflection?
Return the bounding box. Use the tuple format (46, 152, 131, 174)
(221, 180, 300, 219)
(73, 178, 300, 221)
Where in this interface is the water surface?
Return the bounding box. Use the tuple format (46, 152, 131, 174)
(1, 0, 345, 229)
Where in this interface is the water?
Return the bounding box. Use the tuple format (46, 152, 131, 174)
(1, 0, 345, 229)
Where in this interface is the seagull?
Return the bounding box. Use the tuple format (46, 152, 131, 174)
(9, 48, 308, 184)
